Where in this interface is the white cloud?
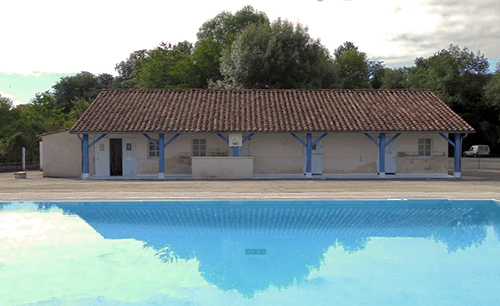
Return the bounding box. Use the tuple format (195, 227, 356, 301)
(0, 91, 24, 106)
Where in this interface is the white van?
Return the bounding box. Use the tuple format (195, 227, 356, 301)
(463, 145, 490, 157)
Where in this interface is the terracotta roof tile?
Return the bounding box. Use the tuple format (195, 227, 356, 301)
(69, 89, 475, 133)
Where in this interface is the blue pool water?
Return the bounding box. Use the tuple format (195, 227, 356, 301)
(1, 200, 500, 305)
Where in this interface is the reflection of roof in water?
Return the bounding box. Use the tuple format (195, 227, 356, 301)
(48, 200, 499, 297)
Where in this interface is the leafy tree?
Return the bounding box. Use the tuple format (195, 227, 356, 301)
(115, 49, 148, 83)
(335, 49, 371, 89)
(197, 5, 269, 47)
(52, 71, 113, 112)
(0, 96, 21, 162)
(63, 99, 92, 128)
(194, 6, 270, 86)
(219, 19, 337, 89)
(0, 96, 18, 139)
(132, 41, 197, 88)
(481, 74, 500, 146)
(0, 93, 66, 163)
(333, 41, 358, 59)
(368, 61, 385, 89)
(381, 67, 409, 89)
(191, 39, 223, 88)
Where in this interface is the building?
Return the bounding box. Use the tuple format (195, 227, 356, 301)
(43, 88, 474, 179)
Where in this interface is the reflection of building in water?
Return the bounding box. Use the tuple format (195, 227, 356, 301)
(48, 200, 500, 297)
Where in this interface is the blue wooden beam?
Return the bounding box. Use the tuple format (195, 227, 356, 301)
(312, 133, 328, 146)
(364, 133, 380, 147)
(164, 133, 180, 148)
(439, 133, 456, 148)
(217, 133, 229, 144)
(454, 133, 462, 178)
(143, 133, 180, 178)
(291, 133, 328, 177)
(143, 134, 159, 148)
(306, 133, 312, 176)
(242, 133, 254, 144)
(82, 134, 89, 179)
(385, 133, 401, 147)
(379, 133, 386, 177)
(290, 133, 307, 147)
(159, 133, 165, 178)
(88, 134, 107, 148)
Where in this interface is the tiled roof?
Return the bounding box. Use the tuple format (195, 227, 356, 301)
(69, 89, 475, 133)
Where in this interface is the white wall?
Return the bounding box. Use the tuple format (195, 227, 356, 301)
(78, 132, 450, 177)
(323, 133, 378, 173)
(396, 133, 449, 174)
(42, 131, 81, 178)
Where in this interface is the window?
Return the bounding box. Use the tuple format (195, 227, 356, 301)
(192, 139, 207, 156)
(148, 139, 159, 158)
(418, 138, 432, 157)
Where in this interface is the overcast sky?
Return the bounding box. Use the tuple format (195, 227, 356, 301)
(1, 0, 499, 104)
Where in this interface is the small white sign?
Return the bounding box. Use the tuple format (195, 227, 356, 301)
(229, 133, 242, 147)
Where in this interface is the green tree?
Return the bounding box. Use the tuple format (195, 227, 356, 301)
(481, 73, 500, 146)
(63, 99, 92, 129)
(195, 6, 270, 86)
(219, 19, 337, 89)
(335, 49, 371, 89)
(0, 93, 66, 163)
(333, 41, 358, 59)
(381, 67, 409, 89)
(368, 61, 385, 89)
(115, 49, 148, 87)
(197, 5, 269, 47)
(52, 71, 113, 112)
(0, 96, 18, 139)
(0, 96, 21, 162)
(132, 41, 197, 88)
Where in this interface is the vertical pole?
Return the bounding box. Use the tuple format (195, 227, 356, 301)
(39, 141, 43, 171)
(159, 133, 165, 179)
(379, 133, 386, 178)
(232, 146, 239, 157)
(82, 134, 89, 179)
(306, 133, 312, 178)
(22, 147, 26, 171)
(454, 133, 462, 178)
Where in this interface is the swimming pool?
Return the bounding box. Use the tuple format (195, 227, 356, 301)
(1, 200, 499, 305)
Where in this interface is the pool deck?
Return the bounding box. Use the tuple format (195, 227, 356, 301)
(1, 158, 499, 201)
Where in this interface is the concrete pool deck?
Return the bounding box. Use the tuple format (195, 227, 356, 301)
(1, 158, 499, 201)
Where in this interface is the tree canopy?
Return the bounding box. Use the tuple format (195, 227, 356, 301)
(219, 19, 336, 89)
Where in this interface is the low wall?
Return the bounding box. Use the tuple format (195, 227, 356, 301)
(192, 157, 254, 179)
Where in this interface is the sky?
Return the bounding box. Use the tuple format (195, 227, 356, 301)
(1, 0, 499, 105)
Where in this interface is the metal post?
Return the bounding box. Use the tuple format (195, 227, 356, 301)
(379, 133, 386, 178)
(454, 133, 462, 178)
(159, 133, 165, 179)
(22, 147, 26, 171)
(82, 134, 89, 179)
(39, 141, 43, 171)
(306, 133, 312, 178)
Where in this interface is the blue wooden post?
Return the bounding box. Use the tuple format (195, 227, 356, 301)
(233, 146, 239, 157)
(306, 133, 312, 177)
(159, 133, 165, 178)
(379, 133, 386, 177)
(454, 133, 462, 178)
(82, 134, 89, 179)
